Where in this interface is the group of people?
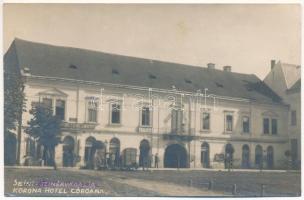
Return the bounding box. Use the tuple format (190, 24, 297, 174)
(141, 153, 159, 170)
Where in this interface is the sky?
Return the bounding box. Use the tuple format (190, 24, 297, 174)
(3, 3, 301, 79)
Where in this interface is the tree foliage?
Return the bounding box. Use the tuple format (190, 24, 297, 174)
(25, 103, 62, 169)
(4, 63, 25, 136)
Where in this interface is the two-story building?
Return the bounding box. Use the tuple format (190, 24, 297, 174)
(5, 39, 291, 169)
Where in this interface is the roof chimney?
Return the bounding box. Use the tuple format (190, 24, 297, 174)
(207, 63, 215, 69)
(271, 60, 276, 70)
(223, 66, 231, 72)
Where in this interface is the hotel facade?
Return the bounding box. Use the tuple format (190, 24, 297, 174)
(4, 39, 294, 169)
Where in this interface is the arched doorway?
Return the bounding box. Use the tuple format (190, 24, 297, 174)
(267, 146, 274, 169)
(255, 145, 263, 169)
(242, 145, 250, 168)
(139, 139, 151, 168)
(4, 133, 17, 166)
(225, 143, 234, 169)
(84, 137, 96, 169)
(164, 144, 188, 168)
(62, 136, 75, 167)
(201, 142, 210, 168)
(94, 141, 106, 169)
(109, 138, 120, 168)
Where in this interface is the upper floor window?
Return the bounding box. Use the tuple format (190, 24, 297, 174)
(38, 88, 67, 121)
(55, 100, 65, 120)
(263, 117, 278, 135)
(291, 110, 297, 126)
(263, 118, 270, 134)
(87, 99, 98, 123)
(225, 114, 233, 132)
(111, 103, 121, 124)
(271, 118, 278, 135)
(202, 112, 210, 130)
(42, 98, 52, 108)
(141, 106, 151, 127)
(171, 109, 183, 133)
(242, 116, 250, 133)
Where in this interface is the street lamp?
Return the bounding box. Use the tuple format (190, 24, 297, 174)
(105, 140, 108, 169)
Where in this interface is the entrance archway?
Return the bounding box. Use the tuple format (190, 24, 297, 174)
(164, 144, 188, 168)
(62, 136, 75, 167)
(139, 139, 151, 167)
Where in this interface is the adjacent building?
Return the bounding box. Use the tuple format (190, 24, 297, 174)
(264, 60, 301, 169)
(5, 39, 292, 169)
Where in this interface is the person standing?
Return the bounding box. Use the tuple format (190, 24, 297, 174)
(154, 153, 159, 168)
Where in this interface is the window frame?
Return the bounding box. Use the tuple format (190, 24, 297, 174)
(263, 117, 278, 135)
(110, 101, 122, 125)
(55, 99, 66, 121)
(291, 110, 297, 126)
(224, 112, 234, 133)
(86, 97, 99, 123)
(171, 106, 183, 133)
(242, 116, 250, 134)
(271, 118, 278, 135)
(140, 105, 152, 127)
(263, 118, 270, 134)
(40, 96, 67, 121)
(201, 112, 211, 131)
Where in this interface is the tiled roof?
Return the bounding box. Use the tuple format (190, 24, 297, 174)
(280, 62, 301, 89)
(287, 79, 301, 94)
(5, 38, 282, 104)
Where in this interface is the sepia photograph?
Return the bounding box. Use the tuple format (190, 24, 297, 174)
(3, 2, 302, 197)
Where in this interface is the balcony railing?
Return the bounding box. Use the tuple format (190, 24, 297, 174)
(61, 122, 97, 131)
(163, 128, 197, 141)
(138, 126, 153, 133)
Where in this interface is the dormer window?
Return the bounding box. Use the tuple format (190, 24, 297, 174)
(148, 74, 156, 79)
(185, 79, 192, 84)
(215, 82, 224, 88)
(112, 69, 119, 75)
(69, 64, 77, 69)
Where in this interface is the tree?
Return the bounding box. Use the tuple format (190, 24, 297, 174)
(25, 103, 62, 170)
(4, 59, 26, 165)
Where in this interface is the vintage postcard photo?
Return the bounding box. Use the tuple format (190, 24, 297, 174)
(3, 3, 301, 197)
